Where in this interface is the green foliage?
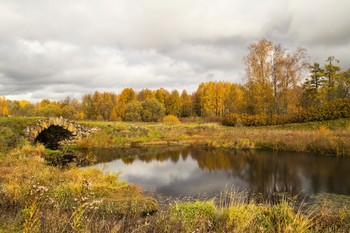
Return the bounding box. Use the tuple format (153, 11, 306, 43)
(141, 98, 165, 122)
(123, 101, 143, 122)
(169, 201, 216, 231)
(0, 117, 39, 151)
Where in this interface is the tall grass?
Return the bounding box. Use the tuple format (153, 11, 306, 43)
(0, 144, 157, 232)
(1, 144, 350, 232)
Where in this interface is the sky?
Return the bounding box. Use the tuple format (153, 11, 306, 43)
(1, 0, 350, 102)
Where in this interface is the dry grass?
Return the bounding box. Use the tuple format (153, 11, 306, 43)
(1, 144, 350, 232)
(0, 144, 157, 232)
(76, 119, 350, 156)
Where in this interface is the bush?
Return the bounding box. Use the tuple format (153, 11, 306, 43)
(223, 98, 350, 127)
(162, 115, 180, 123)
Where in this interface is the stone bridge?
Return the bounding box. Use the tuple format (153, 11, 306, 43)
(24, 117, 93, 150)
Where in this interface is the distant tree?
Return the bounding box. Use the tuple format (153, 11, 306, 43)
(166, 90, 182, 116)
(119, 88, 137, 103)
(278, 47, 308, 114)
(36, 101, 61, 117)
(335, 68, 350, 98)
(109, 107, 118, 121)
(180, 90, 192, 117)
(306, 63, 325, 90)
(124, 101, 143, 122)
(141, 98, 165, 122)
(155, 88, 170, 105)
(302, 63, 325, 107)
(0, 97, 9, 117)
(91, 91, 104, 120)
(115, 88, 137, 120)
(99, 92, 115, 120)
(137, 89, 154, 101)
(61, 105, 77, 119)
(7, 100, 32, 116)
(225, 84, 245, 114)
(195, 81, 232, 117)
(82, 94, 94, 119)
(324, 56, 341, 100)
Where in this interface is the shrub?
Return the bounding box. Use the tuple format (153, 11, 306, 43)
(162, 115, 180, 123)
(223, 98, 350, 127)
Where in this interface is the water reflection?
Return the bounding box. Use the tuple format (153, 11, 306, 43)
(90, 147, 350, 197)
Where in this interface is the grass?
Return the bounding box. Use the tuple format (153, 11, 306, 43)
(75, 118, 350, 156)
(0, 144, 157, 232)
(1, 117, 350, 231)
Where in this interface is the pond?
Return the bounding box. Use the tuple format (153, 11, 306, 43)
(88, 147, 350, 198)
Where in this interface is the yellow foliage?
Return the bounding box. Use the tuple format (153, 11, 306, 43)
(318, 125, 330, 134)
(163, 115, 181, 123)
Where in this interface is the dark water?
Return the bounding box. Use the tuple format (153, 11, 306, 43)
(89, 147, 350, 198)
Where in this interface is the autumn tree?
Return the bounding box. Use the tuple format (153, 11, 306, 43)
(195, 81, 232, 117)
(91, 91, 104, 120)
(244, 39, 274, 115)
(82, 94, 93, 119)
(7, 100, 34, 116)
(277, 48, 308, 114)
(245, 39, 308, 115)
(155, 88, 170, 105)
(225, 84, 245, 114)
(137, 89, 154, 101)
(35, 99, 61, 117)
(180, 90, 193, 117)
(114, 88, 137, 120)
(0, 97, 9, 117)
(166, 90, 182, 116)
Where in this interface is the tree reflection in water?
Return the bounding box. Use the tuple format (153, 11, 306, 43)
(89, 147, 350, 198)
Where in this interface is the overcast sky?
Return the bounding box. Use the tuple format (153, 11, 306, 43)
(1, 0, 350, 102)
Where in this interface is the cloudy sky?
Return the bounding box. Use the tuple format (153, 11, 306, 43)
(1, 0, 350, 102)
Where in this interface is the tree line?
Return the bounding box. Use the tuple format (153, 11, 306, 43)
(1, 39, 349, 122)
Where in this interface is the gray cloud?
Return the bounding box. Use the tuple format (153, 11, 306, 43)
(0, 0, 349, 102)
